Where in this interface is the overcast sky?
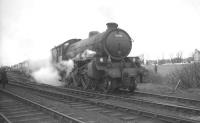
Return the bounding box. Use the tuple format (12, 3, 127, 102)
(1, 0, 200, 65)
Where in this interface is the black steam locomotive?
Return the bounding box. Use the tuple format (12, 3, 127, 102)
(51, 23, 142, 92)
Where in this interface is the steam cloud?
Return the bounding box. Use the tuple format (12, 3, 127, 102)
(29, 58, 63, 86)
(98, 6, 116, 22)
(56, 59, 74, 79)
(74, 49, 96, 60)
(82, 49, 96, 58)
(17, 49, 96, 86)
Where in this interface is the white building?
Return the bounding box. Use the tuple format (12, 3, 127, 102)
(194, 49, 200, 62)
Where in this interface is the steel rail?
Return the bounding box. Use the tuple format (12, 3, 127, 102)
(9, 77, 200, 107)
(0, 113, 12, 123)
(9, 80, 200, 115)
(0, 89, 86, 123)
(8, 82, 200, 123)
(134, 90, 200, 106)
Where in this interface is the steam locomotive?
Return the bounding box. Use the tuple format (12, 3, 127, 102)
(51, 23, 143, 92)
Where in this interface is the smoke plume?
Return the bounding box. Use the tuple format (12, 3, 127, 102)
(56, 59, 74, 78)
(29, 58, 64, 86)
(14, 50, 96, 86)
(81, 49, 96, 58)
(74, 49, 96, 60)
(28, 56, 75, 86)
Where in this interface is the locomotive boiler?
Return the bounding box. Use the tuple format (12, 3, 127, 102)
(51, 23, 142, 92)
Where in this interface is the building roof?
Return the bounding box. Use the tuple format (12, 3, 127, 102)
(195, 49, 200, 54)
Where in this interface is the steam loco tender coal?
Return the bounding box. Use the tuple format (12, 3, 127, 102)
(52, 23, 142, 92)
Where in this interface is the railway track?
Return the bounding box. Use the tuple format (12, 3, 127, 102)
(8, 72, 200, 122)
(8, 72, 200, 105)
(133, 90, 200, 107)
(7, 83, 162, 123)
(9, 75, 200, 109)
(0, 89, 86, 123)
(17, 72, 200, 107)
(7, 80, 200, 123)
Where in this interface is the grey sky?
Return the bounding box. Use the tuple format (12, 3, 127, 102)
(1, 0, 200, 65)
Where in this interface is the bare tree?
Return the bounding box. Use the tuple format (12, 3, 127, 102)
(170, 54, 174, 63)
(176, 51, 183, 63)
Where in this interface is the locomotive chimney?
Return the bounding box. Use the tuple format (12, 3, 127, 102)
(106, 22, 118, 30)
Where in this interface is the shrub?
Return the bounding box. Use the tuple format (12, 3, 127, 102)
(167, 63, 200, 89)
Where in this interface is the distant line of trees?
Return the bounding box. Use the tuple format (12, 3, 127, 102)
(145, 51, 195, 65)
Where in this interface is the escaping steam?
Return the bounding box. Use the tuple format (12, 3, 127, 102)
(28, 57, 75, 86)
(21, 49, 95, 86)
(98, 6, 116, 22)
(56, 59, 74, 79)
(74, 49, 96, 60)
(82, 49, 96, 58)
(29, 58, 63, 86)
(31, 64, 62, 86)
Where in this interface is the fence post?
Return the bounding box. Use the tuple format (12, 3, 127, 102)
(174, 79, 181, 91)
